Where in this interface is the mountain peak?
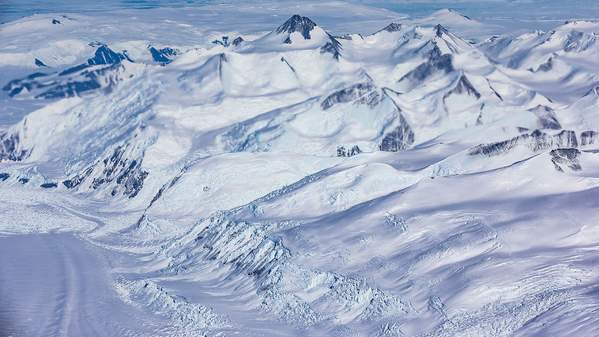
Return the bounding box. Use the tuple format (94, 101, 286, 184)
(434, 8, 472, 20)
(87, 45, 130, 66)
(276, 15, 317, 39)
(380, 22, 402, 33)
(434, 24, 449, 37)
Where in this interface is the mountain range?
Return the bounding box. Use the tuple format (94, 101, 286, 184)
(1, 7, 599, 337)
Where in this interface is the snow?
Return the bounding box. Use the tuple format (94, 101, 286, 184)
(1, 2, 599, 337)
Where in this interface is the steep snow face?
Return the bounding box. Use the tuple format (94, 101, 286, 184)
(242, 15, 343, 59)
(2, 6, 599, 337)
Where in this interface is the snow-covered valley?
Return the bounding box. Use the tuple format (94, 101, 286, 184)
(1, 2, 599, 336)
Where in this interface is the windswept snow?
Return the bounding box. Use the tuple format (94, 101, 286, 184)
(1, 2, 599, 337)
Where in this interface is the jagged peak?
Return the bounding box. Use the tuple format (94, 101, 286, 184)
(34, 58, 47, 67)
(434, 24, 449, 37)
(87, 45, 131, 66)
(275, 15, 318, 39)
(377, 22, 402, 34)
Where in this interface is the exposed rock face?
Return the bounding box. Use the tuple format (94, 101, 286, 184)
(0, 173, 9, 181)
(435, 24, 449, 38)
(337, 145, 362, 157)
(443, 75, 481, 110)
(550, 148, 582, 172)
(149, 46, 178, 64)
(92, 145, 148, 198)
(0, 132, 29, 161)
(563, 30, 596, 52)
(232, 36, 244, 46)
(529, 105, 562, 130)
(87, 45, 130, 65)
(398, 46, 454, 86)
(3, 72, 47, 97)
(212, 36, 229, 46)
(40, 182, 58, 188)
(320, 35, 342, 59)
(581, 131, 597, 146)
(276, 15, 317, 39)
(62, 167, 93, 189)
(273, 15, 341, 59)
(380, 23, 402, 33)
(3, 63, 125, 99)
(63, 143, 148, 198)
(35, 58, 47, 67)
(469, 129, 580, 157)
(321, 82, 381, 110)
(530, 57, 554, 72)
(451, 75, 480, 98)
(380, 114, 415, 152)
(3, 45, 131, 99)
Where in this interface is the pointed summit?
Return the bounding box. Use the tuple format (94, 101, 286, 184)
(381, 22, 402, 33)
(276, 15, 317, 39)
(434, 24, 449, 38)
(372, 22, 402, 35)
(87, 45, 130, 66)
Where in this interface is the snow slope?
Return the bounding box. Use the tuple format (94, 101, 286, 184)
(1, 3, 599, 337)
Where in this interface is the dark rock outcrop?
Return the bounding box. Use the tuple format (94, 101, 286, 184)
(62, 167, 93, 189)
(550, 148, 582, 172)
(443, 75, 481, 110)
(529, 57, 553, 72)
(0, 173, 9, 181)
(452, 75, 480, 98)
(87, 45, 130, 66)
(398, 45, 454, 85)
(4, 58, 125, 99)
(469, 129, 579, 157)
(276, 15, 317, 40)
(435, 24, 449, 38)
(59, 138, 149, 198)
(232, 37, 244, 46)
(581, 131, 597, 146)
(0, 132, 28, 161)
(320, 35, 342, 60)
(529, 105, 561, 130)
(40, 182, 58, 188)
(563, 30, 595, 52)
(380, 114, 415, 152)
(337, 145, 362, 157)
(35, 58, 48, 67)
(94, 147, 148, 198)
(321, 82, 381, 110)
(149, 46, 178, 65)
(378, 23, 402, 33)
(212, 36, 231, 47)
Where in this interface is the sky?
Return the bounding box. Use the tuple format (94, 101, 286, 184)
(1, 0, 598, 29)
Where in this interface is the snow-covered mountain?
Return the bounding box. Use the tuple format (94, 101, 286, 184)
(1, 4, 599, 337)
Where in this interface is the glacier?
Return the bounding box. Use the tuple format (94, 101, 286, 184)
(1, 2, 599, 337)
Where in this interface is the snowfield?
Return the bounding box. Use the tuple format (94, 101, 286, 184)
(1, 2, 599, 336)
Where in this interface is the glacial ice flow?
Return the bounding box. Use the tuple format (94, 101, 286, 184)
(1, 3, 599, 337)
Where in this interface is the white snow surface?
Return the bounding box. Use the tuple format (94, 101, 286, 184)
(1, 2, 599, 337)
